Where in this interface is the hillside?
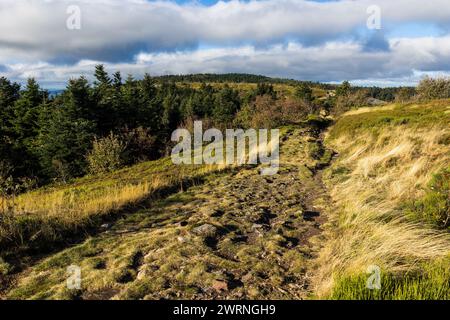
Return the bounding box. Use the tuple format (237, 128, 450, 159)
(1, 100, 449, 300)
(317, 100, 450, 299)
(1, 123, 333, 299)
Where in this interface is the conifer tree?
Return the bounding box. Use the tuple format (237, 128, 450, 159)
(35, 77, 96, 179)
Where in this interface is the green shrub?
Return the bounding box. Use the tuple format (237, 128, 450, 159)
(86, 133, 126, 174)
(417, 76, 450, 100)
(307, 141, 322, 159)
(0, 257, 12, 275)
(121, 127, 157, 164)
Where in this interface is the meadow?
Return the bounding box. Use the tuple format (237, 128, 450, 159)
(0, 157, 227, 257)
(315, 100, 450, 299)
(1, 80, 449, 300)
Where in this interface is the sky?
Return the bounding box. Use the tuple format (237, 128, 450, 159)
(1, 0, 450, 88)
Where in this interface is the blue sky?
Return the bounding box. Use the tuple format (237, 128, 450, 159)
(1, 0, 450, 88)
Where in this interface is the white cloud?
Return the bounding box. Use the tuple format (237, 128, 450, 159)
(1, 0, 450, 63)
(3, 35, 450, 88)
(1, 0, 450, 86)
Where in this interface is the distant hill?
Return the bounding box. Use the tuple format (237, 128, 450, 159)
(44, 74, 414, 102)
(153, 73, 337, 89)
(47, 89, 64, 97)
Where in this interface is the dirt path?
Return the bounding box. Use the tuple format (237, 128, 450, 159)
(4, 126, 334, 300)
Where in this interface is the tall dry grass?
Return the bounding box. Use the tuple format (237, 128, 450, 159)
(314, 104, 450, 298)
(0, 161, 227, 252)
(1, 131, 276, 253)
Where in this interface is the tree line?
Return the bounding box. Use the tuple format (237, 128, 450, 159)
(0, 66, 253, 185)
(1, 66, 440, 190)
(2, 66, 320, 188)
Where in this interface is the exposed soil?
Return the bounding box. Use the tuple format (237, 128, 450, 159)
(2, 126, 335, 300)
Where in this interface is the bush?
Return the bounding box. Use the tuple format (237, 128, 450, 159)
(417, 77, 450, 100)
(0, 257, 12, 275)
(295, 83, 313, 102)
(235, 95, 279, 128)
(280, 97, 311, 122)
(235, 95, 310, 128)
(121, 127, 158, 164)
(86, 133, 126, 174)
(333, 90, 369, 115)
(395, 87, 416, 103)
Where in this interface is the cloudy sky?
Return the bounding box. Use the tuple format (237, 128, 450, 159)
(1, 0, 450, 88)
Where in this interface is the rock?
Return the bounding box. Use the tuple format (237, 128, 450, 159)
(212, 280, 229, 292)
(247, 287, 260, 298)
(137, 268, 149, 281)
(242, 273, 253, 283)
(367, 97, 387, 106)
(200, 207, 216, 217)
(100, 223, 111, 230)
(251, 224, 264, 230)
(192, 224, 217, 237)
(144, 252, 153, 261)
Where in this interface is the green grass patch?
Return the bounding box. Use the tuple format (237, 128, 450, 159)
(404, 167, 450, 230)
(328, 101, 450, 140)
(330, 258, 450, 300)
(0, 257, 12, 275)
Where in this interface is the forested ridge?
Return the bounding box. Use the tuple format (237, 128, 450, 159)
(0, 66, 416, 189)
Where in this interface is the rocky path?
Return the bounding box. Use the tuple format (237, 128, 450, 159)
(5, 126, 334, 300)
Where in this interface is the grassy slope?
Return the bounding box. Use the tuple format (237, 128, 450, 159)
(0, 155, 228, 257)
(0, 123, 316, 258)
(315, 100, 450, 299)
(5, 126, 333, 300)
(2, 100, 449, 300)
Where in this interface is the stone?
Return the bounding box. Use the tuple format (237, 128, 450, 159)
(137, 267, 150, 281)
(251, 224, 263, 230)
(192, 224, 217, 237)
(242, 273, 253, 283)
(212, 280, 229, 292)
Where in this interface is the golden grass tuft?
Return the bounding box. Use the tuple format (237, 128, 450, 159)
(314, 102, 450, 298)
(0, 158, 228, 252)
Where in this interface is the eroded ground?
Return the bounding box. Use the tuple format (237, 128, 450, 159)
(5, 127, 333, 300)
